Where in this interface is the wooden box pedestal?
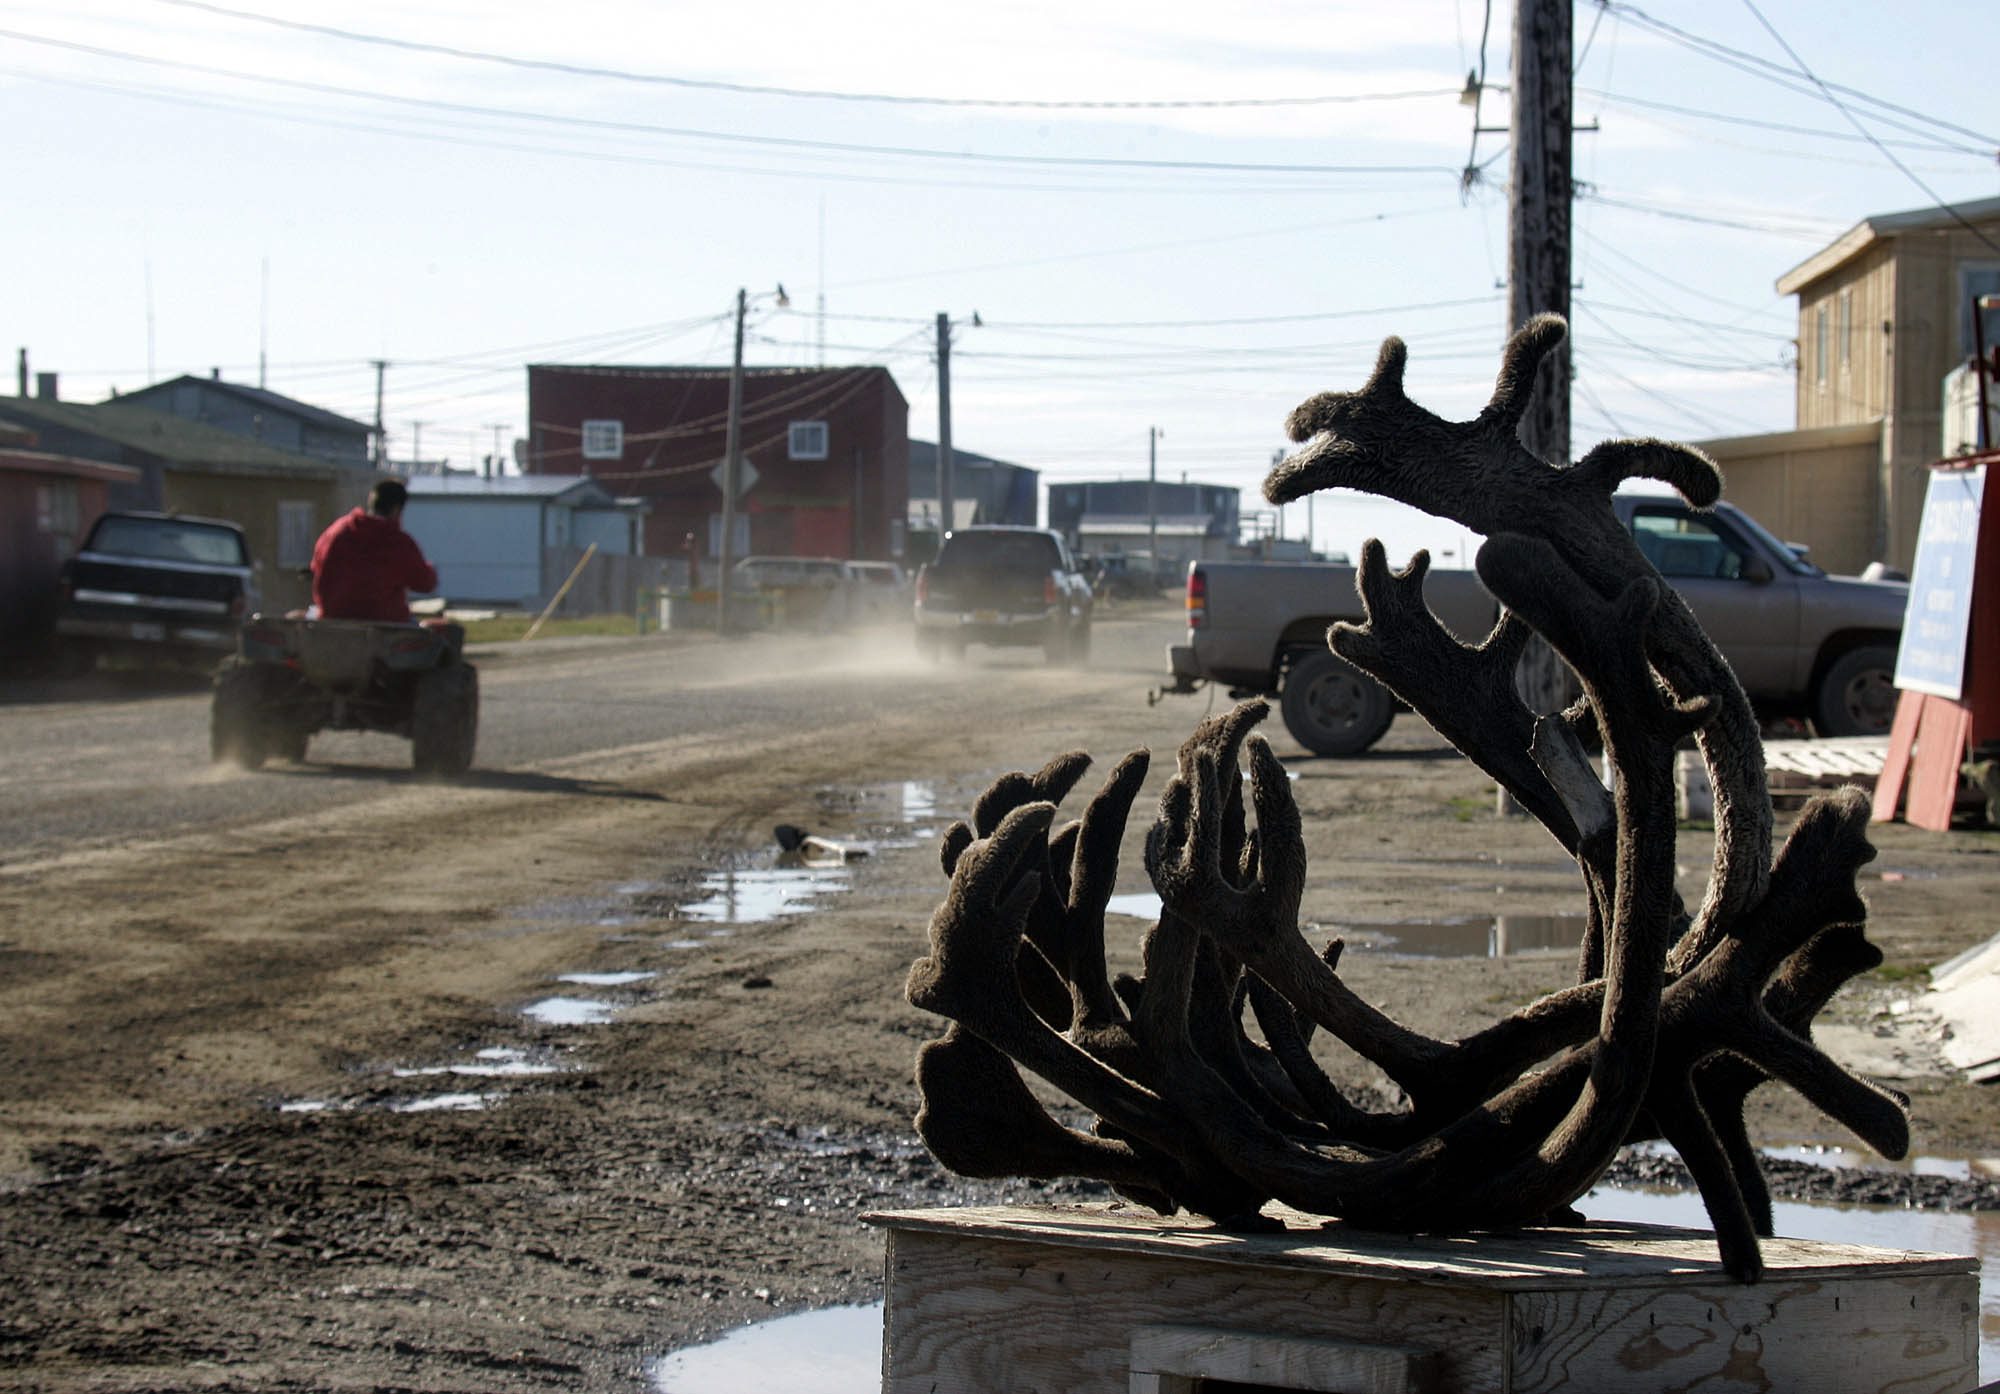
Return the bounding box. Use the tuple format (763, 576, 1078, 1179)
(866, 1204, 1977, 1393)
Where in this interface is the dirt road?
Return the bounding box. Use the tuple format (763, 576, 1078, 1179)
(2, 604, 1996, 1391)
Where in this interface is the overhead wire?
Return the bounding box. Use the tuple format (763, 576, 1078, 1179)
(151, 0, 1459, 112)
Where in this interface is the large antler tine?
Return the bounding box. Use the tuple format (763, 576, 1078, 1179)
(1572, 438, 1723, 508)
(1244, 736, 1305, 915)
(971, 772, 1039, 836)
(1483, 313, 1568, 438)
(1029, 750, 1093, 807)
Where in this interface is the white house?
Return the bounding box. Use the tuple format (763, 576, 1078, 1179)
(403, 474, 650, 608)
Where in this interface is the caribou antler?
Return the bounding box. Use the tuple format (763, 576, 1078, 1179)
(902, 317, 1906, 1281)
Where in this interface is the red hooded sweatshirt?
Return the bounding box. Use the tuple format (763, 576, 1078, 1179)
(310, 508, 439, 622)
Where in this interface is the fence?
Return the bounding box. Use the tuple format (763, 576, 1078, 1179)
(539, 546, 683, 617)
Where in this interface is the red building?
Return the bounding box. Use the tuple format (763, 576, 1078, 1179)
(0, 420, 140, 654)
(525, 363, 909, 565)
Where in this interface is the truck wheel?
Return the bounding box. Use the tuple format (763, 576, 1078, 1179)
(1812, 644, 1898, 738)
(1280, 650, 1395, 757)
(1066, 620, 1092, 667)
(210, 659, 268, 770)
(1043, 620, 1072, 666)
(412, 664, 479, 775)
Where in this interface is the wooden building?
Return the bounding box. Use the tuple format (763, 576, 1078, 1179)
(0, 420, 140, 652)
(525, 363, 908, 565)
(1768, 194, 2000, 569)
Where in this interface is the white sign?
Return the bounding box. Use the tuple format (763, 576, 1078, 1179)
(709, 458, 760, 500)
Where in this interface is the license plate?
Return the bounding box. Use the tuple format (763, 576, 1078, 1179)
(130, 622, 166, 641)
(973, 610, 999, 623)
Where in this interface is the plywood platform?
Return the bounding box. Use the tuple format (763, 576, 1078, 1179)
(867, 1203, 1979, 1393)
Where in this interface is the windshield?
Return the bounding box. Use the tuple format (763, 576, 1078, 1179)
(1720, 504, 1823, 577)
(89, 515, 247, 567)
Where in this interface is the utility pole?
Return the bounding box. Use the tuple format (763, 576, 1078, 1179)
(371, 359, 387, 471)
(936, 313, 955, 556)
(1509, 0, 1572, 470)
(484, 422, 508, 478)
(1147, 426, 1161, 583)
(1503, 0, 1578, 811)
(718, 288, 748, 636)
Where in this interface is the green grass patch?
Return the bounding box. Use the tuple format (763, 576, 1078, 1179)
(1446, 795, 1486, 822)
(1872, 963, 1929, 983)
(457, 613, 646, 643)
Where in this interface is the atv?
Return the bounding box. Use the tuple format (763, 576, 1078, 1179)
(210, 615, 480, 775)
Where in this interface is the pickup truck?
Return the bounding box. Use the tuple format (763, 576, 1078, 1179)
(1162, 491, 1909, 755)
(914, 525, 1094, 664)
(55, 510, 260, 673)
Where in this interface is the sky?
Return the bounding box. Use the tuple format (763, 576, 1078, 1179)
(4, 1, 1996, 562)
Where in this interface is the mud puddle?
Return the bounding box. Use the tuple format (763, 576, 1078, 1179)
(1103, 891, 1590, 959)
(650, 1303, 881, 1393)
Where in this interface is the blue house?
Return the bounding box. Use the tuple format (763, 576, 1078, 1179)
(403, 474, 655, 610)
(114, 372, 374, 469)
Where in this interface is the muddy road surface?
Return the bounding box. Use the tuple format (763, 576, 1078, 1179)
(3, 604, 1997, 1391)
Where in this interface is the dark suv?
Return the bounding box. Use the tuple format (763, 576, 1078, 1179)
(913, 525, 1093, 664)
(55, 511, 259, 672)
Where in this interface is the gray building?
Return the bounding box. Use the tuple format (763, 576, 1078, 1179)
(402, 474, 659, 613)
(1047, 478, 1241, 580)
(908, 441, 1039, 536)
(114, 372, 374, 470)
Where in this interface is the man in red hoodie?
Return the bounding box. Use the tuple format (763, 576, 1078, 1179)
(310, 479, 439, 622)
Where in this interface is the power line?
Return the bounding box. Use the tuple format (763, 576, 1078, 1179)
(153, 0, 1460, 113)
(0, 30, 1458, 181)
(1606, 3, 2000, 149)
(1736, 0, 2000, 257)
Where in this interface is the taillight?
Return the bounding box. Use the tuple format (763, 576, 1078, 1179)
(1044, 576, 1059, 605)
(1187, 568, 1207, 628)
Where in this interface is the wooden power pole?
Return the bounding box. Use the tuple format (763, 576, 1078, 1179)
(936, 313, 955, 558)
(1500, 0, 1578, 811)
(1509, 0, 1571, 469)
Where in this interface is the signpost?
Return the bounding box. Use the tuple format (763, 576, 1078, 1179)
(1872, 452, 2000, 830)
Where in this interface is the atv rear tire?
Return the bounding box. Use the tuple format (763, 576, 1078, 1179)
(412, 663, 479, 776)
(210, 658, 269, 770)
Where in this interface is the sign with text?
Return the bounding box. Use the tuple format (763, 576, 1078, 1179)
(1893, 465, 1987, 699)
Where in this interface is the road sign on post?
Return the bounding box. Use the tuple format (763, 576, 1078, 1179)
(709, 458, 760, 500)
(1873, 452, 2000, 831)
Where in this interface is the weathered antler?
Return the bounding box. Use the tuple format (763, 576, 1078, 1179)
(903, 318, 1905, 1281)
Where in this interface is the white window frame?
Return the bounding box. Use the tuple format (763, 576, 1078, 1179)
(581, 419, 624, 460)
(788, 420, 829, 460)
(1814, 304, 1828, 388)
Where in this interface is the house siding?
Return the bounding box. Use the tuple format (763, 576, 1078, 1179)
(527, 364, 909, 564)
(1784, 207, 2000, 566)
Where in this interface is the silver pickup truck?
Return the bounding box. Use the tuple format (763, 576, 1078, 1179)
(1162, 491, 1909, 755)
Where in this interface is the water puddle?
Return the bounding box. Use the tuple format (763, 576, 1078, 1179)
(558, 971, 658, 987)
(1321, 912, 1591, 958)
(392, 1046, 564, 1079)
(677, 866, 852, 925)
(1589, 1184, 2000, 1381)
(390, 1091, 500, 1113)
(521, 997, 619, 1026)
(650, 1303, 882, 1393)
(1105, 891, 1162, 921)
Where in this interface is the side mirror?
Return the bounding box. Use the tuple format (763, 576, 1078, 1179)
(1741, 555, 1773, 585)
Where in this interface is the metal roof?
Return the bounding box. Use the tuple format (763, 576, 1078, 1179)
(1776, 195, 2000, 295)
(0, 395, 342, 477)
(404, 473, 618, 504)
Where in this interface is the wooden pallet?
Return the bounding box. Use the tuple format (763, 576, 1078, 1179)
(868, 1204, 1978, 1393)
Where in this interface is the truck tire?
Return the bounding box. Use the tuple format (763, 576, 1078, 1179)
(1043, 619, 1072, 666)
(1280, 649, 1395, 757)
(1066, 619, 1092, 667)
(1812, 643, 1898, 738)
(412, 663, 479, 775)
(210, 659, 268, 770)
